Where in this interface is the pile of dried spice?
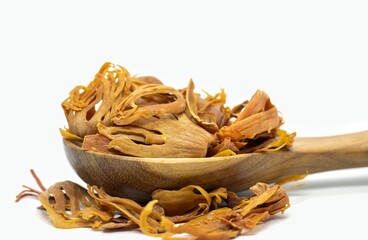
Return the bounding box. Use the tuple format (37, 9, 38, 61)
(17, 63, 298, 238)
(17, 170, 291, 239)
(60, 62, 295, 158)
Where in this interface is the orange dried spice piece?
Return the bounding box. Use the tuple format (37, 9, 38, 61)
(17, 170, 290, 239)
(61, 62, 295, 157)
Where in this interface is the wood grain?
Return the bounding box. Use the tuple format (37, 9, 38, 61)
(63, 130, 368, 202)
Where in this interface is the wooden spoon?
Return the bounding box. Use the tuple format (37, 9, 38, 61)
(63, 130, 368, 202)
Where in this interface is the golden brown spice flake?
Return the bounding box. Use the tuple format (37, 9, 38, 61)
(17, 170, 291, 239)
(61, 62, 295, 157)
(98, 113, 215, 158)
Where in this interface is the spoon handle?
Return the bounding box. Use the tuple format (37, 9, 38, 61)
(287, 130, 368, 175)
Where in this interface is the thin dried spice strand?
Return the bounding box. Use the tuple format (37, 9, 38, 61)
(87, 185, 144, 226)
(15, 185, 42, 202)
(140, 200, 166, 237)
(88, 184, 165, 231)
(256, 129, 296, 152)
(239, 185, 279, 216)
(59, 128, 83, 142)
(185, 79, 220, 133)
(62, 62, 130, 137)
(15, 169, 46, 202)
(198, 88, 230, 129)
(212, 149, 237, 157)
(198, 88, 227, 113)
(30, 169, 46, 191)
(113, 84, 186, 126)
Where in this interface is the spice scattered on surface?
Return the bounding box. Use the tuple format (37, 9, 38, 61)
(17, 170, 291, 239)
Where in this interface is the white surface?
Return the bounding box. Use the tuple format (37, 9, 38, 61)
(1, 0, 368, 239)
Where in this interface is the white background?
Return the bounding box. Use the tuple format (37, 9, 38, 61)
(1, 0, 368, 239)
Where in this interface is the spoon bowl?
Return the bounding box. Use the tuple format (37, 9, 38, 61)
(63, 130, 368, 202)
